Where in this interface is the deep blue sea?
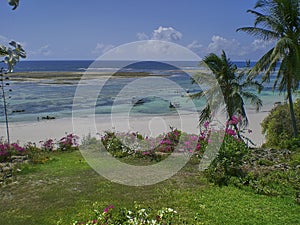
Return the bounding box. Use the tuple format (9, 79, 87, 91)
(0, 60, 285, 122)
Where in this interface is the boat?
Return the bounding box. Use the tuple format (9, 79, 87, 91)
(132, 97, 145, 106)
(169, 102, 180, 109)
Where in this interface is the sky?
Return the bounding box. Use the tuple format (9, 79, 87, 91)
(0, 0, 275, 61)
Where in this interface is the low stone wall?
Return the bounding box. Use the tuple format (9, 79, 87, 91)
(0, 155, 29, 184)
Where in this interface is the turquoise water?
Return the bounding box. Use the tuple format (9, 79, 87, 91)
(0, 60, 289, 122)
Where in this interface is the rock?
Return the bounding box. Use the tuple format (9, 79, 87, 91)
(11, 155, 28, 163)
(2, 166, 12, 172)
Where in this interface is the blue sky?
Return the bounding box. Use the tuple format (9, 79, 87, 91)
(0, 0, 275, 61)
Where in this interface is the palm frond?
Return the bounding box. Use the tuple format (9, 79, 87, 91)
(199, 105, 211, 126)
(236, 27, 279, 40)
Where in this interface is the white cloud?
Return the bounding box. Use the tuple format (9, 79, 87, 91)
(187, 40, 203, 55)
(101, 40, 200, 61)
(38, 45, 52, 56)
(28, 44, 52, 58)
(251, 39, 274, 51)
(137, 32, 149, 41)
(186, 35, 275, 59)
(152, 26, 182, 42)
(207, 35, 241, 54)
(137, 26, 183, 42)
(92, 43, 114, 55)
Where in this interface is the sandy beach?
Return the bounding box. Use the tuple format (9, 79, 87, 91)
(0, 108, 268, 147)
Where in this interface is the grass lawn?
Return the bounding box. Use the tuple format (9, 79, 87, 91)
(0, 150, 299, 225)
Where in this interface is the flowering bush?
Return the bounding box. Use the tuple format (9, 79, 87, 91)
(155, 128, 181, 153)
(101, 131, 134, 158)
(40, 139, 55, 151)
(39, 133, 79, 152)
(73, 203, 183, 225)
(0, 141, 25, 162)
(203, 117, 250, 186)
(58, 133, 79, 151)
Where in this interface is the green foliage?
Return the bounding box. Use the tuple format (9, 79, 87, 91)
(261, 100, 300, 148)
(81, 133, 102, 147)
(1, 149, 300, 225)
(24, 142, 50, 164)
(205, 135, 249, 185)
(242, 169, 300, 197)
(7, 0, 20, 10)
(191, 51, 262, 126)
(101, 131, 134, 158)
(0, 41, 26, 72)
(57, 133, 79, 151)
(73, 203, 185, 225)
(237, 0, 300, 137)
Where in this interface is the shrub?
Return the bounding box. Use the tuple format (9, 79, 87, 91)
(24, 142, 50, 164)
(58, 133, 79, 151)
(72, 203, 185, 225)
(261, 100, 300, 148)
(205, 134, 249, 186)
(155, 127, 182, 153)
(101, 131, 134, 158)
(0, 141, 25, 162)
(242, 169, 300, 197)
(40, 138, 55, 151)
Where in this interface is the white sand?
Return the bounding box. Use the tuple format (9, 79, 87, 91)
(0, 108, 269, 147)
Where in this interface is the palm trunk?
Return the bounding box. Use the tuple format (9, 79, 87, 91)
(287, 89, 298, 137)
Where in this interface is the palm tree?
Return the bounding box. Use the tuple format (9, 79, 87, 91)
(192, 50, 263, 137)
(237, 0, 300, 137)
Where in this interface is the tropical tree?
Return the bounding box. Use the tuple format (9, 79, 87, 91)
(191, 50, 263, 138)
(0, 41, 26, 144)
(237, 0, 300, 137)
(7, 0, 20, 10)
(0, 0, 25, 144)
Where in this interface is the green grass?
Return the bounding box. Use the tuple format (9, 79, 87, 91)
(0, 150, 299, 225)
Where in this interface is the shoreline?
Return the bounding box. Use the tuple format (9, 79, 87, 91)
(0, 108, 268, 147)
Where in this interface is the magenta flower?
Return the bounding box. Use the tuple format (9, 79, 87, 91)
(204, 121, 210, 129)
(225, 128, 236, 136)
(103, 205, 114, 213)
(190, 135, 198, 141)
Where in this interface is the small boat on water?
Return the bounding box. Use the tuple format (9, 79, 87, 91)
(132, 97, 145, 106)
(169, 102, 180, 109)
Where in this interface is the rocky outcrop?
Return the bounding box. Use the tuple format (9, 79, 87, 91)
(0, 155, 28, 184)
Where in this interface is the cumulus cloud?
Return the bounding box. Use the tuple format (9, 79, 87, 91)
(251, 39, 274, 51)
(187, 40, 204, 55)
(207, 35, 241, 54)
(92, 43, 115, 55)
(28, 44, 52, 58)
(38, 45, 52, 56)
(137, 26, 182, 42)
(130, 26, 185, 60)
(152, 26, 182, 42)
(137, 32, 149, 41)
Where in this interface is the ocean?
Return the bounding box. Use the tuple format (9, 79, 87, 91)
(0, 60, 285, 123)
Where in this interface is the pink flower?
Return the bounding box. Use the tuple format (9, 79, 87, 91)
(204, 121, 210, 129)
(190, 135, 198, 141)
(103, 205, 114, 213)
(226, 128, 236, 136)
